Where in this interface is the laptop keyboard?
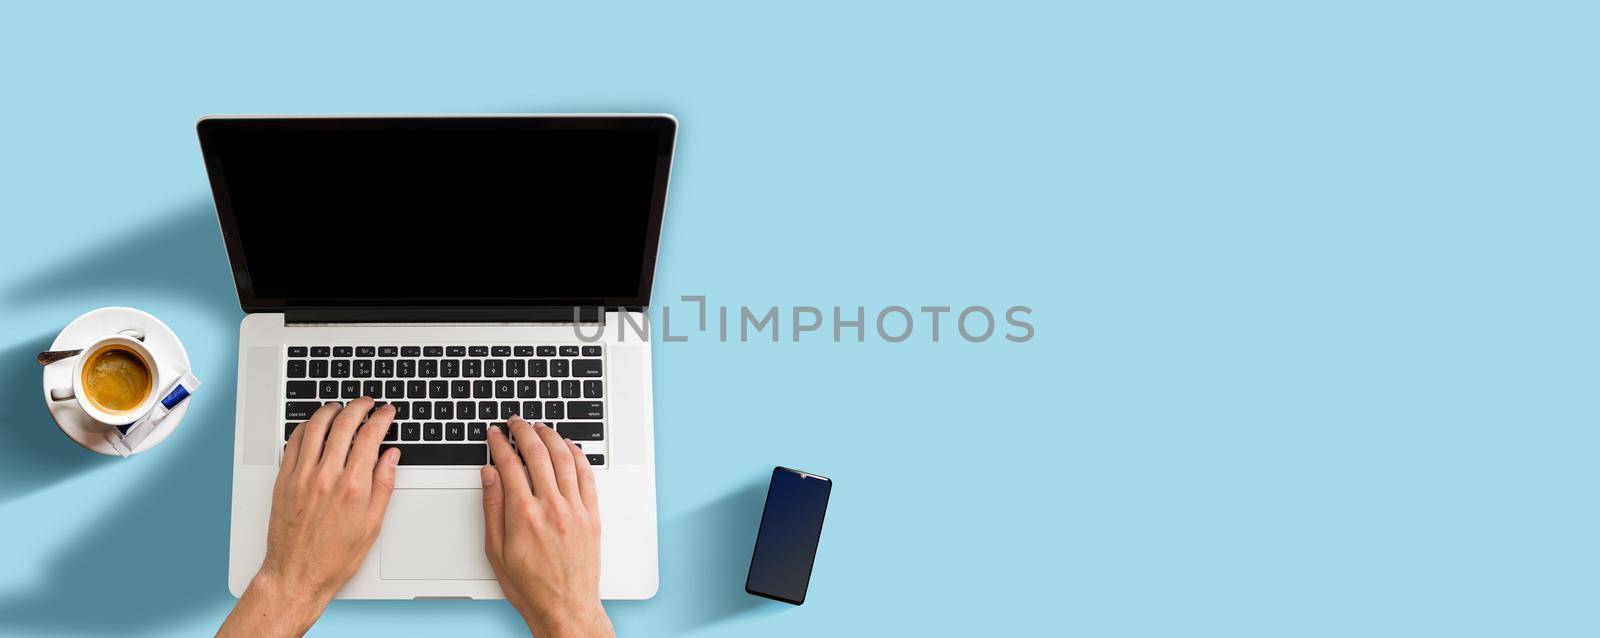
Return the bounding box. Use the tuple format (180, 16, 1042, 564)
(282, 344, 607, 467)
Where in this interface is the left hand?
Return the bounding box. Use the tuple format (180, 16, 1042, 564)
(219, 397, 401, 637)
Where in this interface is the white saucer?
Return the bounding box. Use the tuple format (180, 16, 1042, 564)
(40, 306, 193, 457)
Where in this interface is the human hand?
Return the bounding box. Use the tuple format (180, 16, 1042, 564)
(482, 415, 613, 638)
(219, 397, 401, 637)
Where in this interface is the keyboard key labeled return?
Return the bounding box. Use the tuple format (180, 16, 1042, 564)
(567, 401, 603, 419)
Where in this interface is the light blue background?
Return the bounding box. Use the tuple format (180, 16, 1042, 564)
(0, 1, 1594, 636)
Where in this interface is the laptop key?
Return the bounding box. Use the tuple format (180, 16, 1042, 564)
(331, 360, 350, 378)
(583, 380, 603, 398)
(429, 380, 449, 398)
(522, 401, 542, 419)
(285, 402, 320, 421)
(496, 380, 514, 398)
(355, 346, 376, 357)
(424, 346, 444, 357)
(559, 345, 579, 357)
(478, 401, 497, 419)
(551, 360, 569, 377)
(310, 360, 329, 377)
(384, 424, 398, 441)
(468, 422, 488, 440)
(492, 346, 511, 356)
(414, 402, 433, 420)
(485, 360, 502, 377)
(507, 359, 525, 377)
(285, 422, 298, 440)
(379, 346, 398, 357)
(539, 380, 558, 398)
(446, 422, 465, 441)
(341, 381, 360, 399)
(363, 380, 382, 398)
(545, 401, 565, 420)
(537, 346, 556, 357)
(385, 380, 405, 398)
(441, 359, 459, 377)
(514, 346, 534, 357)
(581, 345, 602, 356)
(558, 422, 604, 441)
(397, 359, 415, 377)
(375, 359, 394, 378)
(452, 380, 471, 398)
(500, 401, 518, 418)
(568, 401, 603, 419)
(424, 423, 443, 441)
(561, 380, 580, 398)
(517, 380, 536, 398)
(401, 422, 421, 441)
(469, 346, 488, 357)
(393, 401, 410, 419)
(288, 346, 309, 357)
(332, 346, 352, 357)
(319, 380, 339, 398)
(287, 360, 307, 378)
(464, 360, 481, 377)
(447, 346, 466, 357)
(354, 359, 372, 377)
(286, 380, 316, 399)
(404, 380, 423, 398)
(419, 360, 437, 377)
(530, 360, 547, 377)
(380, 443, 486, 465)
(401, 346, 421, 357)
(572, 360, 602, 377)
(473, 380, 492, 398)
(586, 454, 605, 466)
(457, 400, 475, 419)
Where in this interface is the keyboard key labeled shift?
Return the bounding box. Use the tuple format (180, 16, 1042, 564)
(558, 422, 604, 441)
(379, 443, 486, 465)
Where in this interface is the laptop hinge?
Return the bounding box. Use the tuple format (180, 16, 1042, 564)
(284, 306, 604, 325)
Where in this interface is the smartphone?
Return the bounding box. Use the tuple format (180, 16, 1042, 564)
(745, 466, 833, 605)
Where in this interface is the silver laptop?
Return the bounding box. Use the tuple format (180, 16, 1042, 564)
(200, 114, 675, 599)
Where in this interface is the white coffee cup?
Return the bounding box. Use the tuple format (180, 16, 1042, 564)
(49, 333, 160, 426)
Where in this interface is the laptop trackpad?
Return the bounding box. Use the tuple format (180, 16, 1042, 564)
(380, 489, 497, 580)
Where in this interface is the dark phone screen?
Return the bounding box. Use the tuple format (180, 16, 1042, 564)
(746, 467, 832, 604)
(203, 121, 669, 305)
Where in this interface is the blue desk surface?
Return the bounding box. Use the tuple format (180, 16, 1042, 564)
(1, 1, 1595, 636)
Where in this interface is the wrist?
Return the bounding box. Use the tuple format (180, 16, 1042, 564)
(524, 601, 612, 638)
(247, 569, 333, 630)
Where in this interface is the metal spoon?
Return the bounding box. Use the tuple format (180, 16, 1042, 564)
(36, 329, 147, 366)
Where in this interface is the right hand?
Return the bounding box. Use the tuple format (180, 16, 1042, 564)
(482, 416, 614, 638)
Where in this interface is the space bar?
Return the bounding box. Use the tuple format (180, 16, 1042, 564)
(378, 444, 487, 465)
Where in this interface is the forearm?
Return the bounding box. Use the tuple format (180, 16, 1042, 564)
(217, 571, 332, 638)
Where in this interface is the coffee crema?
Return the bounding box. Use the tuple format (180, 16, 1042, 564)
(82, 345, 152, 414)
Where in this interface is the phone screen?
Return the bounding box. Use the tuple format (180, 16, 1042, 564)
(746, 467, 832, 605)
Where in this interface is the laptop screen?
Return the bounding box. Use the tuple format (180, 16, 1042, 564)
(200, 116, 675, 310)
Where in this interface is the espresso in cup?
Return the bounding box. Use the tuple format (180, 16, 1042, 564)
(81, 344, 153, 415)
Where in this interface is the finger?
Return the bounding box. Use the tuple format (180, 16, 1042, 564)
(279, 419, 305, 477)
(367, 447, 401, 528)
(346, 403, 395, 473)
(532, 421, 580, 502)
(296, 402, 341, 473)
(487, 426, 532, 502)
(511, 416, 559, 499)
(481, 466, 505, 560)
(321, 397, 374, 470)
(568, 439, 598, 513)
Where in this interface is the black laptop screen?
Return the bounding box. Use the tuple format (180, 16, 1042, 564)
(200, 117, 675, 309)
